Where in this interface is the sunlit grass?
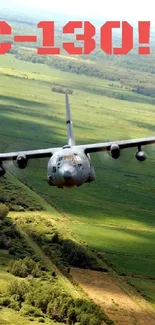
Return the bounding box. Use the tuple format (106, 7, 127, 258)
(1, 53, 155, 306)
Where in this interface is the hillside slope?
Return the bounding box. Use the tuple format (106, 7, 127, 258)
(0, 173, 112, 325)
(1, 174, 155, 324)
(1, 52, 155, 323)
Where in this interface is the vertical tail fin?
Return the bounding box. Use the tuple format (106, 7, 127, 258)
(65, 92, 75, 146)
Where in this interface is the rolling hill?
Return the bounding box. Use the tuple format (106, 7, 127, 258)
(0, 31, 155, 324)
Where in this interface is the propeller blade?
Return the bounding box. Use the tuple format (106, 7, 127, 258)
(144, 144, 155, 160)
(3, 141, 41, 179)
(98, 132, 134, 168)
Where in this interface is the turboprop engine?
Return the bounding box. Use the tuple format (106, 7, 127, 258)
(110, 144, 120, 159)
(135, 150, 147, 162)
(15, 155, 28, 169)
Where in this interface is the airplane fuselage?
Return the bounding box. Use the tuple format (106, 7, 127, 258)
(47, 147, 96, 188)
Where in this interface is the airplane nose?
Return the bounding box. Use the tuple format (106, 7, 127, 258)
(59, 165, 76, 181)
(63, 170, 72, 180)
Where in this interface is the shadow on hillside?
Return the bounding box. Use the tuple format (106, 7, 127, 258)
(0, 94, 49, 108)
(0, 215, 36, 261)
(70, 81, 155, 106)
(0, 104, 64, 151)
(128, 120, 155, 133)
(0, 175, 45, 211)
(0, 212, 105, 275)
(25, 222, 106, 274)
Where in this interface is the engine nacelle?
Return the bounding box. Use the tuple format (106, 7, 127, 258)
(136, 150, 147, 162)
(16, 155, 28, 169)
(0, 166, 6, 177)
(86, 165, 96, 183)
(110, 144, 120, 159)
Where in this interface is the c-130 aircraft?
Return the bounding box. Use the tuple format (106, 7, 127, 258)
(0, 93, 155, 188)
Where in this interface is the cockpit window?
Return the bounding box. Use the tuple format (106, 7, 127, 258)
(64, 155, 74, 161)
(55, 155, 81, 162)
(74, 154, 81, 162)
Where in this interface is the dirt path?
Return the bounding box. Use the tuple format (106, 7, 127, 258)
(71, 268, 155, 325)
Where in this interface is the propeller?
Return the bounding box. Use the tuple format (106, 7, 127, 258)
(97, 131, 135, 169)
(142, 143, 155, 164)
(3, 141, 41, 179)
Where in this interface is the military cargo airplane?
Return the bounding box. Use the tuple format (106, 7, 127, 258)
(0, 93, 155, 188)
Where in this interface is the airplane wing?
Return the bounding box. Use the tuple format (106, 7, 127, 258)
(0, 147, 61, 161)
(76, 136, 155, 153)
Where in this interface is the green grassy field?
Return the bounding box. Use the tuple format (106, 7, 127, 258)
(0, 246, 66, 325)
(0, 309, 60, 325)
(1, 53, 155, 308)
(0, 198, 110, 325)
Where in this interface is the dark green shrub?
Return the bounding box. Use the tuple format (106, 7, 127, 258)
(9, 247, 16, 255)
(0, 297, 12, 307)
(67, 306, 77, 324)
(39, 318, 45, 323)
(0, 204, 9, 220)
(8, 257, 41, 278)
(8, 279, 30, 302)
(0, 234, 7, 249)
(22, 305, 44, 317)
(62, 239, 94, 268)
(9, 260, 28, 277)
(9, 300, 20, 311)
